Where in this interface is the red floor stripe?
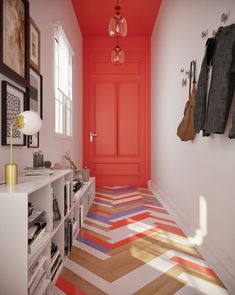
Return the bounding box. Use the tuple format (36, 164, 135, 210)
(56, 275, 87, 295)
(150, 215, 176, 224)
(155, 222, 186, 237)
(111, 212, 150, 229)
(95, 193, 140, 201)
(80, 225, 160, 250)
(171, 256, 218, 278)
(148, 207, 169, 214)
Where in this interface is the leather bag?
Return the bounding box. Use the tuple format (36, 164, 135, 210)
(177, 61, 197, 141)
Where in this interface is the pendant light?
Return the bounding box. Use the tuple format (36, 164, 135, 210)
(111, 37, 125, 64)
(108, 0, 128, 37)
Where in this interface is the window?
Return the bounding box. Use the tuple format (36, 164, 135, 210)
(55, 26, 73, 136)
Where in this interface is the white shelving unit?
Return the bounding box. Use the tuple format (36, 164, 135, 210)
(0, 170, 95, 295)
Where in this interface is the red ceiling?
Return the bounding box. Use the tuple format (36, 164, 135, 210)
(72, 0, 162, 36)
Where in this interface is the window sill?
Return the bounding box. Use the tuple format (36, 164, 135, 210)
(54, 132, 73, 141)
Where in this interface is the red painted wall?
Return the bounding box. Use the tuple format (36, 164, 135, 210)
(83, 37, 151, 186)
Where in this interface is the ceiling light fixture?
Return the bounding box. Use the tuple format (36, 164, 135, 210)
(108, 0, 128, 38)
(111, 36, 125, 65)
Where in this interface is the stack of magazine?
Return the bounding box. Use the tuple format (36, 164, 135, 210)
(24, 167, 53, 176)
(51, 242, 62, 281)
(28, 208, 49, 255)
(28, 255, 48, 295)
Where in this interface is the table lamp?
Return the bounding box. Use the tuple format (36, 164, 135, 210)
(5, 111, 42, 185)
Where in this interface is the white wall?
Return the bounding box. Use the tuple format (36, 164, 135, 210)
(151, 0, 235, 292)
(0, 0, 83, 177)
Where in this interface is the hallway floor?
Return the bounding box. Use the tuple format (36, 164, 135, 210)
(54, 186, 229, 295)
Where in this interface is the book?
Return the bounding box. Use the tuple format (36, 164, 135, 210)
(28, 231, 50, 254)
(28, 255, 47, 287)
(28, 220, 47, 244)
(28, 210, 45, 227)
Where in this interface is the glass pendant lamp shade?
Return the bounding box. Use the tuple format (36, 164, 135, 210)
(109, 14, 128, 37)
(111, 45, 125, 64)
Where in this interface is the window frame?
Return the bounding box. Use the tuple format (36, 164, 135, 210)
(54, 25, 73, 138)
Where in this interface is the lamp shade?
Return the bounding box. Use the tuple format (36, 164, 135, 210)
(16, 111, 42, 135)
(109, 14, 128, 37)
(111, 45, 125, 64)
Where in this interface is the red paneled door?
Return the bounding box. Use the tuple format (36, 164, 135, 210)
(83, 41, 150, 187)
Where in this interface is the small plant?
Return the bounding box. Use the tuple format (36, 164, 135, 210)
(63, 152, 78, 172)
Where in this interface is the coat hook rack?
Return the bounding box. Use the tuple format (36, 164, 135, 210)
(201, 30, 208, 39)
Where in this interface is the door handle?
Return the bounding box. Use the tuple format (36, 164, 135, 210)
(90, 132, 98, 142)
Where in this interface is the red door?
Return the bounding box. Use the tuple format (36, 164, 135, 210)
(83, 37, 150, 187)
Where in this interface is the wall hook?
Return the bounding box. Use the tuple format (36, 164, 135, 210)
(221, 12, 229, 24)
(201, 30, 208, 39)
(212, 30, 217, 37)
(180, 68, 185, 73)
(182, 78, 187, 87)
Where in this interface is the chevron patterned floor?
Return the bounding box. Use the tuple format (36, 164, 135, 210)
(54, 186, 229, 295)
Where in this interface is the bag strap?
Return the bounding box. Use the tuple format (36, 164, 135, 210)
(189, 61, 193, 97)
(189, 61, 196, 97)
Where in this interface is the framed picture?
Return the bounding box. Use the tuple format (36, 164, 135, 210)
(29, 67, 43, 118)
(1, 81, 27, 146)
(27, 67, 42, 148)
(28, 133, 39, 148)
(0, 0, 29, 87)
(30, 17, 40, 72)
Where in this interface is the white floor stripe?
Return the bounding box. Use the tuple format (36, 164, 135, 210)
(96, 191, 140, 199)
(85, 217, 110, 228)
(92, 201, 113, 208)
(82, 223, 109, 237)
(175, 273, 229, 295)
(73, 240, 110, 260)
(157, 232, 193, 246)
(109, 218, 157, 243)
(110, 195, 143, 204)
(65, 249, 222, 295)
(65, 251, 177, 295)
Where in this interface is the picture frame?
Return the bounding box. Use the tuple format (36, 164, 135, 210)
(28, 133, 39, 148)
(27, 66, 43, 148)
(30, 17, 40, 72)
(1, 81, 27, 146)
(29, 67, 43, 118)
(0, 0, 29, 87)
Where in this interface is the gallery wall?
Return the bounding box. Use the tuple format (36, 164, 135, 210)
(151, 0, 235, 292)
(0, 0, 83, 177)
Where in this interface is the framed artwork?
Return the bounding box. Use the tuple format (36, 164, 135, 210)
(1, 81, 26, 146)
(30, 17, 40, 72)
(28, 133, 39, 148)
(29, 67, 43, 118)
(0, 0, 29, 87)
(27, 67, 42, 148)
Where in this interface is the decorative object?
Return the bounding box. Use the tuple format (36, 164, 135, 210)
(108, 0, 127, 37)
(1, 81, 26, 146)
(111, 36, 125, 64)
(82, 167, 90, 182)
(5, 110, 42, 185)
(28, 67, 42, 148)
(0, 0, 29, 86)
(64, 152, 83, 180)
(29, 17, 40, 72)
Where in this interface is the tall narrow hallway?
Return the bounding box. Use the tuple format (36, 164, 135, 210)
(54, 186, 229, 295)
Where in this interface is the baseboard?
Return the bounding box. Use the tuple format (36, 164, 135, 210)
(149, 180, 235, 295)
